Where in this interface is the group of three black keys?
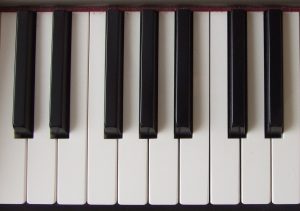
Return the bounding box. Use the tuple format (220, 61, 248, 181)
(12, 8, 282, 140)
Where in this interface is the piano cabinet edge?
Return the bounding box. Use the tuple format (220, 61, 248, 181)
(1, 1, 300, 12)
(1, 0, 300, 7)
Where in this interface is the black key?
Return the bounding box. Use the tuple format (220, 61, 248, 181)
(50, 11, 72, 139)
(174, 9, 193, 139)
(264, 10, 283, 138)
(139, 9, 158, 139)
(228, 10, 247, 138)
(104, 9, 124, 139)
(13, 11, 37, 138)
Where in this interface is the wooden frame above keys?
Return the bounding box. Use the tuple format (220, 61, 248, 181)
(1, 0, 300, 6)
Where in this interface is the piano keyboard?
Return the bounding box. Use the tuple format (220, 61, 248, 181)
(0, 8, 299, 206)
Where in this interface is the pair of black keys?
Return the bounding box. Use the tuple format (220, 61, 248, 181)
(228, 9, 283, 139)
(14, 11, 71, 139)
(13, 9, 282, 140)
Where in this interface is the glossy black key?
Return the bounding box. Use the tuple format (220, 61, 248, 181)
(13, 11, 37, 138)
(139, 9, 158, 139)
(105, 9, 124, 139)
(264, 9, 283, 138)
(174, 9, 193, 138)
(228, 10, 247, 138)
(50, 11, 72, 139)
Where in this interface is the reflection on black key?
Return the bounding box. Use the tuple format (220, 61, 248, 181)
(105, 9, 124, 139)
(174, 9, 193, 139)
(139, 9, 158, 139)
(264, 9, 283, 138)
(13, 11, 36, 138)
(50, 11, 72, 139)
(228, 10, 247, 138)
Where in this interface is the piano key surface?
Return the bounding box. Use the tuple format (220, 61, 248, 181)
(149, 11, 178, 205)
(241, 11, 271, 204)
(13, 11, 36, 139)
(104, 9, 124, 139)
(139, 9, 158, 139)
(57, 12, 89, 204)
(118, 11, 148, 205)
(179, 11, 209, 205)
(210, 12, 240, 204)
(272, 12, 300, 204)
(264, 9, 283, 138)
(0, 7, 300, 206)
(87, 11, 118, 205)
(174, 9, 193, 139)
(227, 9, 247, 138)
(49, 11, 72, 139)
(0, 12, 27, 204)
(27, 12, 57, 204)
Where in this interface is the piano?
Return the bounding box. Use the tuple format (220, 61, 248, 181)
(0, 0, 299, 210)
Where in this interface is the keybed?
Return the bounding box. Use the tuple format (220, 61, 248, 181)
(0, 9, 299, 205)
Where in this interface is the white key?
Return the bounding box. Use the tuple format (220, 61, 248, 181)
(27, 12, 57, 204)
(57, 12, 89, 204)
(0, 12, 27, 204)
(179, 12, 209, 205)
(87, 12, 117, 205)
(118, 12, 148, 205)
(148, 12, 177, 205)
(210, 12, 240, 204)
(272, 12, 300, 204)
(241, 12, 271, 204)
